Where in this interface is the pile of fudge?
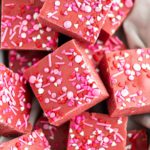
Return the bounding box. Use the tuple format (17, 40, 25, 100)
(0, 0, 149, 149)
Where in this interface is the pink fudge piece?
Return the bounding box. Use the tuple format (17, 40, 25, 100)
(1, 0, 58, 50)
(24, 39, 109, 126)
(34, 116, 69, 150)
(0, 63, 31, 136)
(9, 50, 49, 75)
(67, 112, 127, 150)
(126, 130, 148, 150)
(85, 35, 126, 67)
(0, 129, 50, 150)
(100, 49, 150, 117)
(39, 0, 112, 44)
(102, 0, 133, 37)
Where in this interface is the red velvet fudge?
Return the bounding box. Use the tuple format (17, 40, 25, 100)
(0, 129, 50, 150)
(1, 0, 58, 50)
(9, 50, 49, 75)
(34, 116, 69, 150)
(24, 39, 109, 126)
(67, 112, 128, 150)
(102, 0, 133, 37)
(85, 35, 126, 67)
(100, 48, 150, 117)
(0, 63, 31, 136)
(126, 130, 148, 150)
(39, 0, 112, 44)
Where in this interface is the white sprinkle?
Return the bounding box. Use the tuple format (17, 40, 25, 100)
(21, 33, 26, 38)
(121, 89, 129, 97)
(133, 63, 141, 71)
(75, 55, 82, 63)
(38, 88, 44, 94)
(55, 0, 60, 6)
(64, 21, 72, 29)
(85, 5, 92, 12)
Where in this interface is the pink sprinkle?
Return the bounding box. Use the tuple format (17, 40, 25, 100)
(29, 75, 36, 84)
(92, 89, 100, 96)
(50, 112, 55, 118)
(50, 76, 55, 82)
(22, 20, 28, 25)
(64, 21, 72, 29)
(67, 91, 74, 99)
(45, 98, 50, 103)
(51, 93, 57, 98)
(125, 0, 133, 8)
(26, 14, 31, 20)
(33, 24, 39, 31)
(44, 68, 49, 73)
(43, 124, 49, 130)
(26, 103, 31, 109)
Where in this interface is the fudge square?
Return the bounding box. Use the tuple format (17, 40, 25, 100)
(102, 0, 133, 36)
(0, 129, 50, 150)
(0, 63, 31, 136)
(1, 0, 58, 50)
(100, 48, 150, 117)
(39, 0, 112, 44)
(9, 50, 49, 75)
(24, 39, 109, 126)
(126, 130, 148, 150)
(67, 112, 128, 150)
(34, 116, 69, 150)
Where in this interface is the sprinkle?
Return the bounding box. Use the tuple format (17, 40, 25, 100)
(84, 5, 92, 13)
(97, 122, 111, 127)
(112, 71, 124, 78)
(29, 75, 36, 84)
(38, 88, 44, 94)
(64, 21, 72, 29)
(67, 91, 74, 99)
(55, 0, 60, 6)
(45, 98, 50, 103)
(121, 89, 129, 97)
(83, 122, 93, 127)
(125, 0, 133, 8)
(92, 89, 101, 96)
(48, 54, 52, 67)
(133, 63, 141, 71)
(50, 112, 55, 118)
(75, 55, 82, 63)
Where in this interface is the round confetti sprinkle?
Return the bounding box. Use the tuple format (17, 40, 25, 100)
(29, 75, 36, 83)
(92, 89, 100, 96)
(50, 76, 55, 82)
(45, 98, 50, 103)
(64, 21, 72, 29)
(50, 112, 55, 118)
(133, 63, 141, 71)
(21, 33, 27, 38)
(38, 88, 44, 94)
(55, 0, 60, 6)
(85, 5, 92, 13)
(125, 0, 133, 8)
(67, 91, 74, 99)
(121, 89, 129, 97)
(75, 55, 82, 63)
